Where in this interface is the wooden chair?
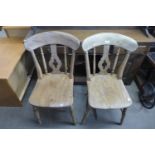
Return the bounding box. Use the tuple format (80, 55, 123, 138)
(81, 33, 138, 125)
(24, 31, 80, 124)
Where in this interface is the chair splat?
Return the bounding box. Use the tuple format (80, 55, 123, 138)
(98, 45, 110, 74)
(49, 45, 62, 73)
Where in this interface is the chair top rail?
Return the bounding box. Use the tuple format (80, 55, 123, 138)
(82, 33, 138, 52)
(24, 31, 80, 51)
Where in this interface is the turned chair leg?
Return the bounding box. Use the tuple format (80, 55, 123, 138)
(120, 108, 127, 125)
(32, 106, 42, 125)
(92, 108, 97, 120)
(69, 105, 76, 125)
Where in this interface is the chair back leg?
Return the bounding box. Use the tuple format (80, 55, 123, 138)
(120, 108, 127, 125)
(69, 105, 77, 125)
(81, 100, 92, 124)
(32, 106, 42, 125)
(92, 108, 97, 120)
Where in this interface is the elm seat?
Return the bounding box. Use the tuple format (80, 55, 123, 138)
(87, 74, 132, 109)
(29, 74, 73, 108)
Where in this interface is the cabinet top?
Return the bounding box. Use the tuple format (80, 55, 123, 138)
(27, 28, 155, 44)
(0, 38, 24, 79)
(55, 29, 155, 44)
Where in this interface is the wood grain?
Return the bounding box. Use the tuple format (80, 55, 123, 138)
(49, 45, 62, 73)
(82, 33, 137, 113)
(0, 38, 24, 79)
(29, 74, 73, 107)
(117, 52, 130, 79)
(82, 33, 138, 52)
(87, 74, 132, 109)
(0, 38, 34, 106)
(0, 79, 21, 106)
(112, 47, 120, 73)
(8, 58, 28, 99)
(24, 31, 80, 51)
(3, 26, 30, 38)
(40, 47, 48, 74)
(82, 33, 138, 78)
(24, 31, 80, 112)
(98, 45, 110, 74)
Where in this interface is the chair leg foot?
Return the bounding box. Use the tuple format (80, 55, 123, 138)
(70, 105, 76, 125)
(81, 105, 91, 124)
(92, 108, 97, 120)
(120, 108, 127, 125)
(32, 106, 42, 125)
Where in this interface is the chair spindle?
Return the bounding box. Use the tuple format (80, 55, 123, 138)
(64, 46, 68, 74)
(112, 47, 120, 74)
(40, 47, 48, 74)
(69, 50, 75, 79)
(117, 52, 130, 79)
(93, 48, 96, 75)
(31, 50, 43, 78)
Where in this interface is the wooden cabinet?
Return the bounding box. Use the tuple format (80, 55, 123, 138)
(0, 38, 33, 106)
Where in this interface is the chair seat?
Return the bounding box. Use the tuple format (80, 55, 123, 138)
(29, 74, 73, 108)
(87, 74, 132, 109)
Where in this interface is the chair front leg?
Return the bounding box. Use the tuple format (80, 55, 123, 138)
(32, 106, 42, 125)
(120, 108, 127, 125)
(69, 105, 76, 125)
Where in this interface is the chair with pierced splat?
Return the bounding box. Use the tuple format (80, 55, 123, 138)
(24, 31, 80, 124)
(81, 33, 138, 125)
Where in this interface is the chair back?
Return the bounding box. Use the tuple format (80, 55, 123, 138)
(82, 33, 138, 80)
(24, 31, 80, 79)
